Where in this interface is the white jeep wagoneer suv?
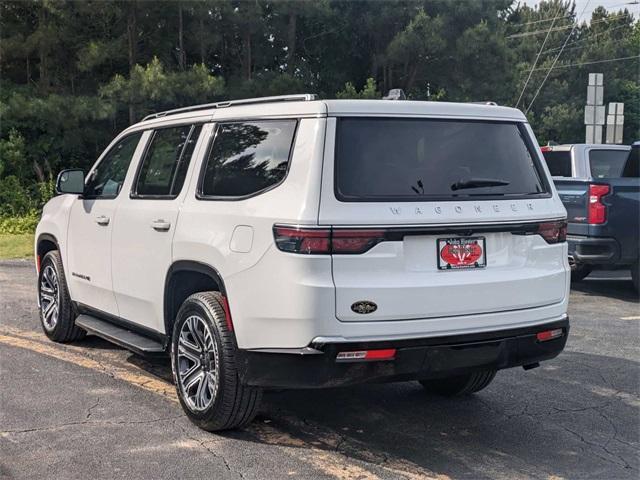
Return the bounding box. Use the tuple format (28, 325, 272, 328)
(35, 94, 570, 431)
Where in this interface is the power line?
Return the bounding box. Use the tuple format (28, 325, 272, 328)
(530, 55, 639, 71)
(540, 23, 631, 55)
(606, 1, 639, 8)
(507, 12, 632, 39)
(513, 14, 573, 28)
(515, 5, 565, 108)
(524, 0, 591, 115)
(515, 21, 634, 80)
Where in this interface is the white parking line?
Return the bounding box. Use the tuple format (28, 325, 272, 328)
(620, 316, 640, 320)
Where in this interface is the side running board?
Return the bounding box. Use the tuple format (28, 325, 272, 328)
(75, 314, 165, 356)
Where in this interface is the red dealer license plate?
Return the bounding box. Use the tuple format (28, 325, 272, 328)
(437, 237, 486, 270)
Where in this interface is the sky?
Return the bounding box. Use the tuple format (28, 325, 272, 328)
(520, 0, 639, 21)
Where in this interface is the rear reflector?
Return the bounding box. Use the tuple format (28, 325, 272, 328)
(536, 328, 563, 342)
(537, 220, 567, 244)
(220, 295, 234, 332)
(336, 349, 396, 362)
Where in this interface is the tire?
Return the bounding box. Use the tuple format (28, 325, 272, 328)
(571, 264, 592, 282)
(631, 262, 639, 293)
(171, 291, 261, 431)
(37, 250, 85, 342)
(419, 370, 496, 397)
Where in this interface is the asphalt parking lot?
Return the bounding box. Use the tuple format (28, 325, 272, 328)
(1, 260, 638, 480)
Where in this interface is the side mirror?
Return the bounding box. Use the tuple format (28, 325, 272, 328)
(56, 169, 85, 195)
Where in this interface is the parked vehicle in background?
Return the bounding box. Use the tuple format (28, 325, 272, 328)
(35, 95, 571, 431)
(542, 143, 639, 290)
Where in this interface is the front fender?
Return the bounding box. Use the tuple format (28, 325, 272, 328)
(35, 194, 76, 274)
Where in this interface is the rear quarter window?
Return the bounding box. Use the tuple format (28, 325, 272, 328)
(199, 120, 297, 199)
(622, 146, 639, 178)
(335, 117, 549, 202)
(542, 151, 572, 177)
(589, 149, 629, 178)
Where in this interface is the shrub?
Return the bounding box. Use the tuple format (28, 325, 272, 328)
(0, 173, 54, 218)
(0, 211, 40, 234)
(0, 175, 31, 216)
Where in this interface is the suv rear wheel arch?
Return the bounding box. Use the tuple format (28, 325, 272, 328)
(164, 261, 227, 336)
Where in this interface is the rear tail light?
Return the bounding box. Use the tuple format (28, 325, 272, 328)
(336, 349, 396, 362)
(273, 226, 385, 254)
(536, 328, 563, 342)
(537, 220, 567, 244)
(588, 184, 610, 224)
(276, 222, 571, 252)
(540, 146, 552, 152)
(331, 229, 386, 253)
(273, 226, 331, 254)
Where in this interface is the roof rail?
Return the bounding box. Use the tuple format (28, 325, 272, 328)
(142, 94, 318, 121)
(468, 101, 498, 106)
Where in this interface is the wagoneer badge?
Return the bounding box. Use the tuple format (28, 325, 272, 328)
(351, 301, 377, 314)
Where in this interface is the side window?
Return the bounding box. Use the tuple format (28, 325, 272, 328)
(134, 124, 202, 197)
(85, 132, 142, 199)
(199, 120, 297, 198)
(589, 149, 629, 178)
(622, 147, 639, 178)
(542, 151, 572, 177)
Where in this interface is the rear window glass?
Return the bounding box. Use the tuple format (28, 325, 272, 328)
(542, 151, 572, 177)
(335, 118, 548, 201)
(200, 120, 296, 198)
(589, 149, 630, 178)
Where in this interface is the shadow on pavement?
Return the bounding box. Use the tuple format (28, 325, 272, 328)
(118, 343, 639, 479)
(75, 335, 174, 382)
(75, 335, 123, 351)
(572, 278, 639, 303)
(248, 350, 639, 479)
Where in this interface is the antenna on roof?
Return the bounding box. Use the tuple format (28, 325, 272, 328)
(382, 89, 406, 100)
(468, 101, 498, 106)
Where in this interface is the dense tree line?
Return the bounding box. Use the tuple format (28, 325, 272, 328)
(0, 0, 638, 217)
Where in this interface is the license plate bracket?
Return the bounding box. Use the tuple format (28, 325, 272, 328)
(437, 237, 486, 270)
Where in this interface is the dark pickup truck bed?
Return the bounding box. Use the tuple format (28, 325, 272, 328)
(543, 143, 639, 290)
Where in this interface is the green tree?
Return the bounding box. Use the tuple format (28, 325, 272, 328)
(336, 78, 380, 99)
(0, 0, 638, 218)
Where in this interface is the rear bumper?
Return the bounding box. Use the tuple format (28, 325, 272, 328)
(568, 235, 619, 265)
(236, 317, 569, 389)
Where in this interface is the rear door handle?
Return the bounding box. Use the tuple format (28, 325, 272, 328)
(151, 219, 171, 232)
(95, 215, 110, 226)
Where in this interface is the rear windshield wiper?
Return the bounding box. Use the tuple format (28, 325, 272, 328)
(451, 178, 510, 191)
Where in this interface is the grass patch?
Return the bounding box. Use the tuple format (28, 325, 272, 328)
(0, 233, 34, 259)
